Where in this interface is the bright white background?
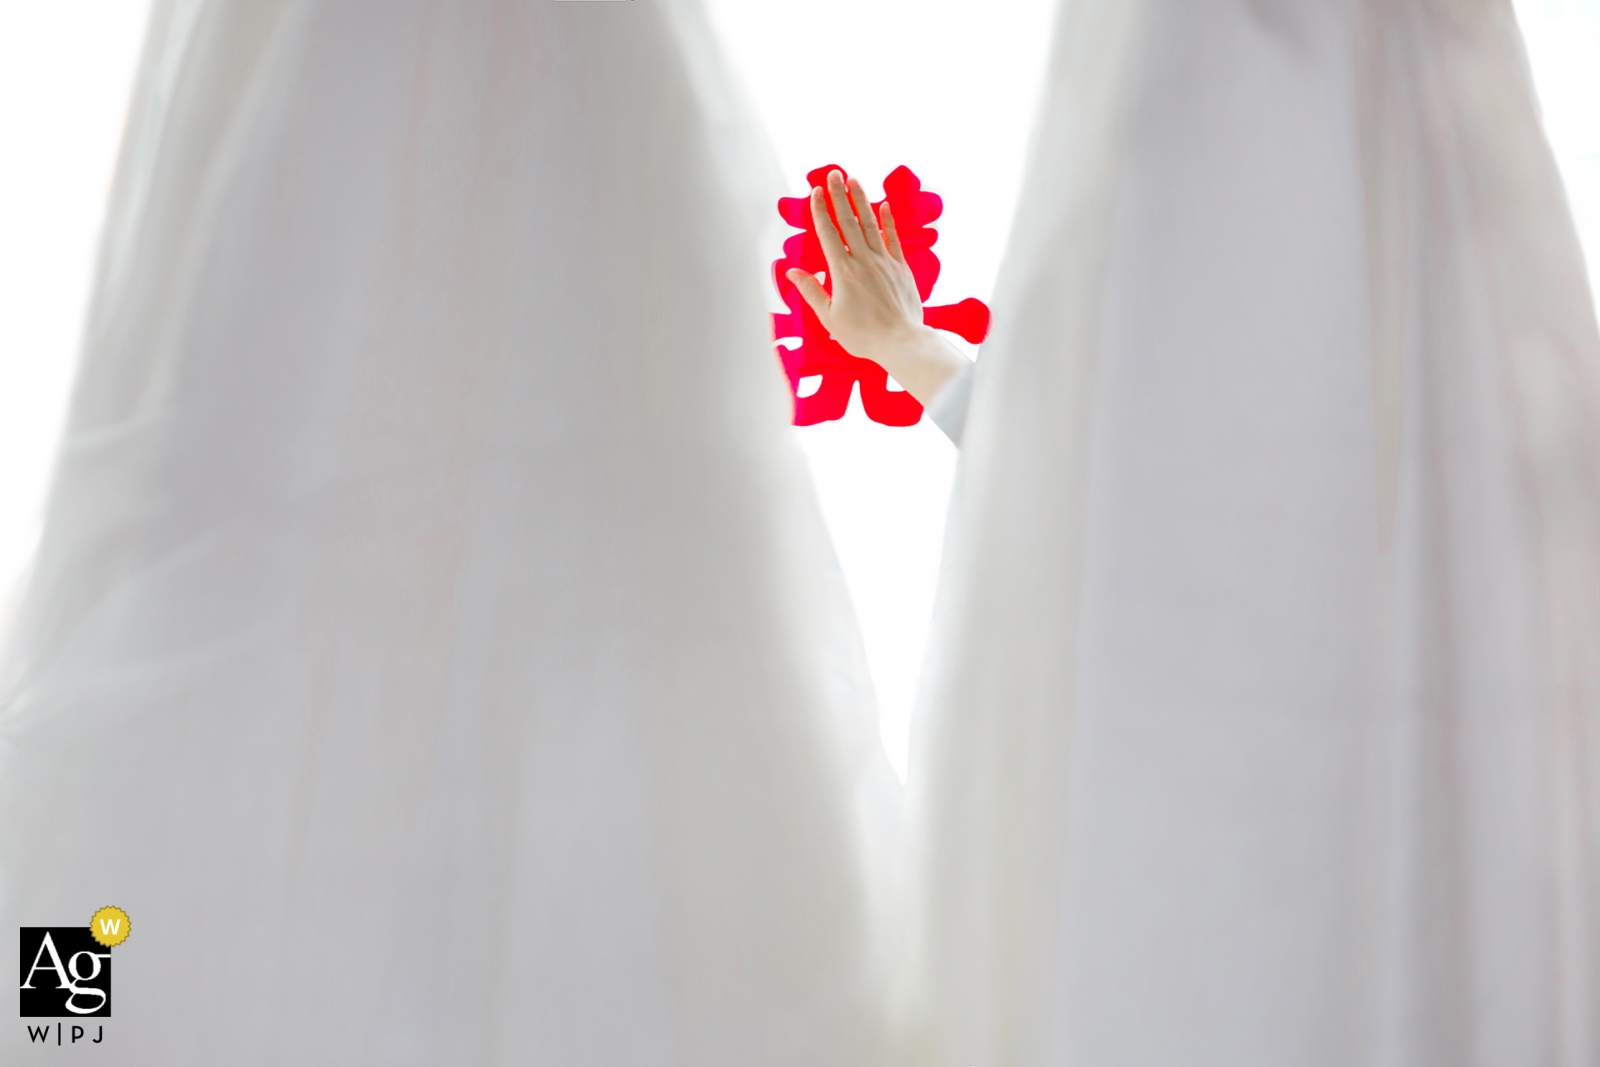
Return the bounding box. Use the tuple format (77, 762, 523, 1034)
(0, 1, 152, 651)
(0, 0, 1596, 781)
(702, 0, 1059, 778)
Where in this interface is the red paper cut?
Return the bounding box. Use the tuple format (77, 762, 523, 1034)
(772, 164, 991, 427)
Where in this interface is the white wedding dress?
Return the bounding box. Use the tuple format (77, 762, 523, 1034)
(0, 2, 898, 1064)
(915, 1, 1600, 1065)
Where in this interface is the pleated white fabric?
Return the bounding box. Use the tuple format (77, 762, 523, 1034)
(0, 2, 900, 1063)
(914, 1, 1600, 1064)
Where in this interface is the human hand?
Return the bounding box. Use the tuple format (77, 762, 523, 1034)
(786, 169, 968, 407)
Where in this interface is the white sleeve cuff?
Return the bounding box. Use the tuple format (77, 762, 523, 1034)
(925, 361, 975, 446)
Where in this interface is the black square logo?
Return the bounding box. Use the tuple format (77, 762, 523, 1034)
(19, 928, 111, 1018)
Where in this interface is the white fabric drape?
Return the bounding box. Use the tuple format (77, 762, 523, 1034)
(914, 1, 1600, 1064)
(0, 2, 900, 1063)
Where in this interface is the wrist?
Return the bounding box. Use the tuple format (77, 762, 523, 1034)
(870, 324, 969, 407)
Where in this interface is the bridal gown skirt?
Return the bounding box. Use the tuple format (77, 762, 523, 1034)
(915, 1, 1600, 1065)
(0, 2, 898, 1063)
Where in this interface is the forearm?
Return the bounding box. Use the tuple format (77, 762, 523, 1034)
(866, 323, 971, 408)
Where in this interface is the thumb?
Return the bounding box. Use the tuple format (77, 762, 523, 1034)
(787, 269, 832, 324)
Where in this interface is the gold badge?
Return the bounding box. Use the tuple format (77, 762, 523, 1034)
(89, 906, 131, 948)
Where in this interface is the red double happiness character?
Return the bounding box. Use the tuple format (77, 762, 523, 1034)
(772, 164, 991, 426)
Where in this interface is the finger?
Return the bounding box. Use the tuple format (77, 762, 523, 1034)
(880, 202, 906, 264)
(826, 169, 868, 252)
(809, 187, 850, 270)
(847, 177, 885, 254)
(786, 268, 832, 325)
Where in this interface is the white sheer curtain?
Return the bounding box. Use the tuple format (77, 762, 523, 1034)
(914, 1, 1600, 1064)
(0, 3, 899, 1063)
